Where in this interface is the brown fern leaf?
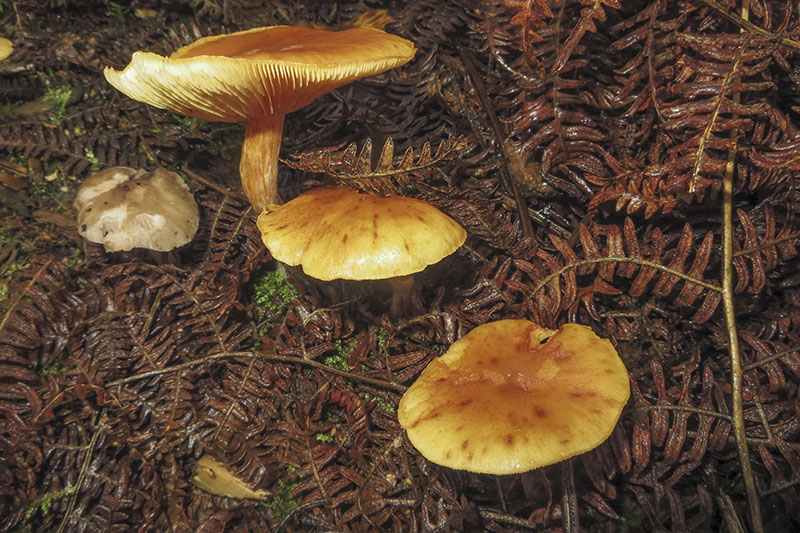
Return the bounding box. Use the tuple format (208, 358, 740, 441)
(492, 0, 555, 78)
(750, 138, 800, 170)
(740, 330, 800, 393)
(733, 208, 799, 294)
(509, 218, 723, 324)
(284, 136, 465, 196)
(553, 0, 622, 74)
(0, 100, 184, 176)
(587, 163, 683, 218)
(421, 182, 534, 257)
(625, 359, 725, 530)
(390, 0, 471, 51)
(604, 2, 785, 212)
(474, 0, 622, 200)
(190, 0, 224, 19)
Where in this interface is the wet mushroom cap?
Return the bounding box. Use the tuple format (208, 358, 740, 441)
(256, 186, 466, 281)
(76, 167, 199, 252)
(103, 26, 416, 121)
(398, 319, 631, 474)
(103, 26, 415, 210)
(0, 38, 12, 61)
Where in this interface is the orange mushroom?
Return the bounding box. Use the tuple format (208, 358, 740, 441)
(256, 186, 466, 317)
(104, 26, 415, 210)
(398, 319, 630, 474)
(0, 38, 12, 62)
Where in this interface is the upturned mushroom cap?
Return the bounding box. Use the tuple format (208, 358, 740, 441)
(103, 26, 416, 209)
(76, 167, 199, 252)
(256, 186, 466, 281)
(398, 319, 630, 474)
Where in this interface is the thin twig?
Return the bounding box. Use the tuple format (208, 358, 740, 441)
(684, 430, 800, 451)
(304, 428, 336, 522)
(107, 350, 407, 392)
(688, 33, 745, 193)
(479, 509, 542, 529)
(561, 460, 579, 533)
(213, 356, 257, 442)
(720, 39, 764, 532)
(646, 0, 666, 121)
(56, 408, 105, 533)
(733, 232, 799, 257)
(457, 46, 535, 240)
(499, 194, 572, 238)
(743, 347, 798, 371)
(634, 404, 732, 421)
(717, 15, 764, 528)
(529, 256, 722, 298)
(0, 258, 52, 333)
(696, 0, 800, 51)
(357, 436, 403, 528)
(276, 499, 330, 532)
(127, 295, 163, 370)
(181, 164, 250, 203)
(32, 384, 118, 423)
(759, 476, 800, 497)
(749, 390, 775, 444)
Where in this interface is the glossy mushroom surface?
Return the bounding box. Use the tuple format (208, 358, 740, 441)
(398, 319, 631, 474)
(0, 38, 12, 61)
(104, 26, 415, 209)
(256, 186, 466, 281)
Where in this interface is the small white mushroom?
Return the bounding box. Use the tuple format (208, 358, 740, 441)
(76, 167, 199, 252)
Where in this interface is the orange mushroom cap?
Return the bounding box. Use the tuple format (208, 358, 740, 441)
(103, 26, 415, 210)
(398, 319, 630, 474)
(256, 186, 466, 281)
(0, 38, 12, 62)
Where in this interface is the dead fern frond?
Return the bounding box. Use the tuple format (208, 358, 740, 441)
(553, 0, 622, 75)
(285, 136, 465, 195)
(190, 0, 224, 19)
(733, 208, 799, 294)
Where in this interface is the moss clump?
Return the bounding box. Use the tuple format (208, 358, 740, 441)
(324, 338, 356, 372)
(377, 327, 389, 355)
(41, 352, 71, 375)
(84, 148, 100, 173)
(359, 391, 396, 413)
(251, 267, 299, 336)
(252, 268, 298, 316)
(266, 479, 300, 521)
(24, 485, 76, 521)
(315, 432, 334, 443)
(39, 74, 76, 126)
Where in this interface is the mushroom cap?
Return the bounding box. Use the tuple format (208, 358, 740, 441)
(103, 26, 416, 121)
(256, 186, 466, 281)
(76, 167, 200, 252)
(0, 38, 12, 62)
(398, 319, 630, 474)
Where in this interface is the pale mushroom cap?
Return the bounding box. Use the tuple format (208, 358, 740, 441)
(256, 187, 467, 281)
(76, 167, 200, 252)
(103, 26, 416, 121)
(398, 320, 631, 474)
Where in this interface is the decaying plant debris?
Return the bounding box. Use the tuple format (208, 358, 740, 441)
(1, 0, 799, 531)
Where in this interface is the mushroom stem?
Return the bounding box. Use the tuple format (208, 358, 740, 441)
(241, 114, 286, 210)
(389, 274, 416, 319)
